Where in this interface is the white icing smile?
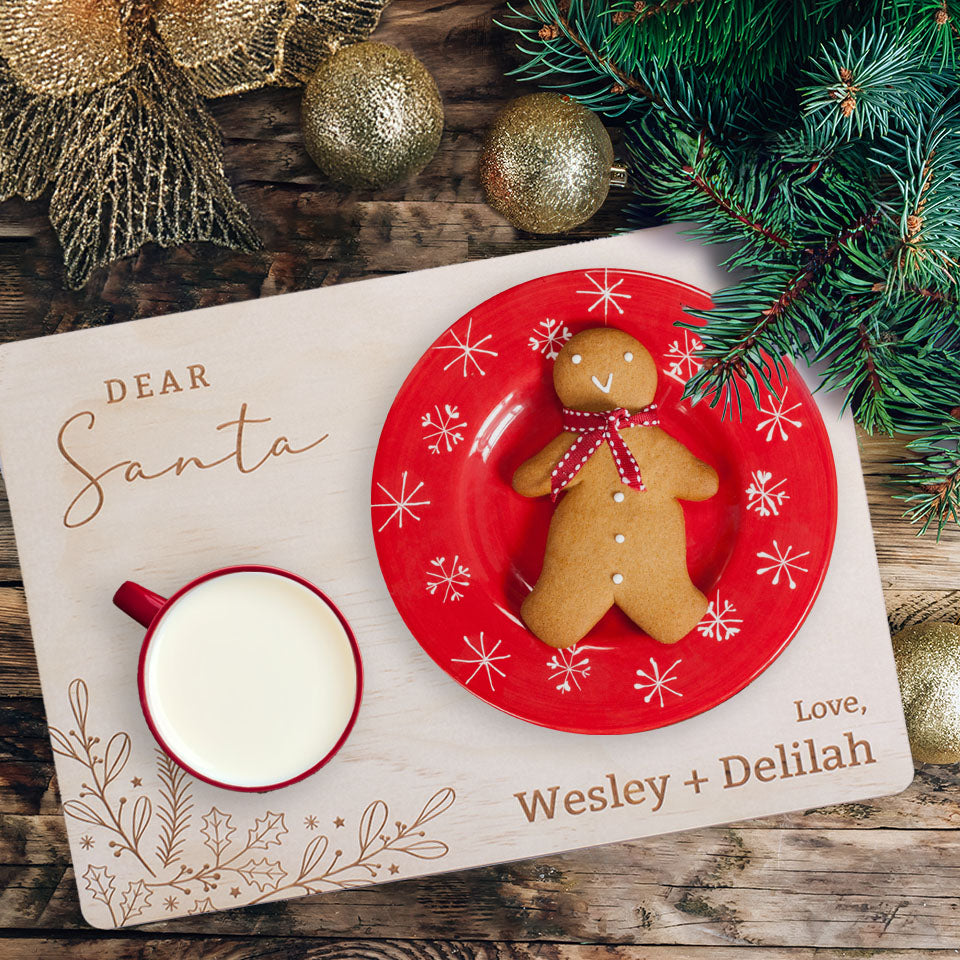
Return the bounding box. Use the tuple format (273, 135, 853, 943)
(591, 372, 613, 393)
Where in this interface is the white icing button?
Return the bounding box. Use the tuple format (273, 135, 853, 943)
(613, 492, 625, 502)
(615, 534, 625, 543)
(571, 354, 582, 364)
(612, 573, 624, 585)
(624, 352, 633, 362)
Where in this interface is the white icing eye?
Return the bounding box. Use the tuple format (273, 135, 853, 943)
(624, 352, 634, 362)
(571, 354, 582, 365)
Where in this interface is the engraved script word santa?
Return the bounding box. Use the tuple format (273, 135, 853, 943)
(58, 402, 328, 528)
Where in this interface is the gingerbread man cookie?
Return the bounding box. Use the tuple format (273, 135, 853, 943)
(513, 327, 718, 649)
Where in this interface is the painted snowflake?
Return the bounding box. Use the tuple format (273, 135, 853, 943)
(425, 556, 471, 603)
(434, 317, 498, 377)
(745, 470, 789, 517)
(756, 540, 810, 589)
(529, 318, 572, 360)
(546, 644, 592, 693)
(576, 269, 632, 318)
(421, 404, 467, 455)
(372, 472, 430, 532)
(663, 329, 704, 385)
(697, 592, 743, 641)
(756, 387, 803, 442)
(633, 657, 682, 707)
(451, 633, 510, 691)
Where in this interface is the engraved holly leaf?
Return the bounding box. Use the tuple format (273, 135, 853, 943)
(82, 864, 116, 906)
(188, 897, 216, 915)
(119, 879, 152, 922)
(246, 811, 287, 850)
(236, 857, 287, 892)
(201, 806, 235, 861)
(358, 800, 388, 855)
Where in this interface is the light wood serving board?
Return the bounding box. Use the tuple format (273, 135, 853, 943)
(0, 228, 913, 928)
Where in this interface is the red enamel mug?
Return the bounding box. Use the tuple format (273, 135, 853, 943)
(114, 565, 363, 792)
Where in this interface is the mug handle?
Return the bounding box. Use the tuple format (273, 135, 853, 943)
(114, 581, 167, 628)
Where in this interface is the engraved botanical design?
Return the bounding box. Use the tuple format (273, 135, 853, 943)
(52, 679, 456, 927)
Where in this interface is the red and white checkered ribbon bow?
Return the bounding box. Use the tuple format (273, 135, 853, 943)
(551, 404, 660, 502)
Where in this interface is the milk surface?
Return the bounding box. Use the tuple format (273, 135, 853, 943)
(144, 571, 358, 788)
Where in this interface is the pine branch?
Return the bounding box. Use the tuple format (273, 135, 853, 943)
(683, 211, 883, 413)
(873, 110, 960, 293)
(503, 6, 960, 536)
(894, 423, 960, 535)
(801, 25, 945, 138)
(626, 120, 794, 267)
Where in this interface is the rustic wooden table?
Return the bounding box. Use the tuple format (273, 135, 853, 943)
(2, 2, 960, 957)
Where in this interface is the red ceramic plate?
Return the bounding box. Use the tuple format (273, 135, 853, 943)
(371, 269, 837, 733)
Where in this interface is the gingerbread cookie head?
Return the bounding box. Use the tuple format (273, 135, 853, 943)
(553, 328, 657, 413)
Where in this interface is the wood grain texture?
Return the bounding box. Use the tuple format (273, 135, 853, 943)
(0, 0, 958, 954)
(2, 820, 960, 946)
(1, 942, 957, 960)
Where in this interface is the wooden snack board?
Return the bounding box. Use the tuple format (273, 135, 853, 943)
(0, 228, 913, 929)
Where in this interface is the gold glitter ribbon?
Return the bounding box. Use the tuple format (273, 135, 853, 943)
(0, 0, 390, 287)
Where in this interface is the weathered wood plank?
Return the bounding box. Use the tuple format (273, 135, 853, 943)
(0, 939, 954, 960)
(858, 432, 960, 593)
(1, 827, 959, 946)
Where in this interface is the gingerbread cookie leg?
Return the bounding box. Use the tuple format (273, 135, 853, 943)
(616, 575, 708, 645)
(521, 567, 614, 649)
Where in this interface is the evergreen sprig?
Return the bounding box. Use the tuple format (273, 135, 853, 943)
(504, 0, 960, 537)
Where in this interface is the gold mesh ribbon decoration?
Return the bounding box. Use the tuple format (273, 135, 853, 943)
(0, 0, 389, 288)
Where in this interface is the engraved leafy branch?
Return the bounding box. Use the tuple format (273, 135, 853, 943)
(155, 749, 193, 868)
(247, 787, 456, 902)
(56, 678, 457, 926)
(49, 679, 155, 876)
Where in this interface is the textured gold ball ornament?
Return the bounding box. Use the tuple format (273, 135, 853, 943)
(301, 42, 444, 189)
(892, 622, 960, 764)
(479, 92, 616, 234)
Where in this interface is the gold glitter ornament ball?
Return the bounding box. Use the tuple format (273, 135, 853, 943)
(892, 622, 960, 764)
(301, 42, 443, 189)
(479, 93, 614, 234)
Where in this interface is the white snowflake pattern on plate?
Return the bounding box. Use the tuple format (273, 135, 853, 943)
(421, 404, 467, 455)
(425, 555, 470, 602)
(697, 591, 743, 641)
(756, 540, 810, 589)
(371, 471, 430, 532)
(633, 657, 682, 707)
(528, 318, 572, 359)
(451, 633, 510, 690)
(663, 329, 704, 385)
(576, 268, 632, 318)
(756, 387, 802, 442)
(745, 469, 789, 517)
(434, 317, 498, 377)
(546, 644, 589, 692)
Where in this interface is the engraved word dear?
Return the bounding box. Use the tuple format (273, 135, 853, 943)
(57, 362, 328, 528)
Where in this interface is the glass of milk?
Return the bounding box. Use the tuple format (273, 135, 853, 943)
(114, 566, 363, 792)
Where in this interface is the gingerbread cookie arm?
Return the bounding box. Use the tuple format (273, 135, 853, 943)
(512, 433, 579, 498)
(650, 430, 719, 501)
